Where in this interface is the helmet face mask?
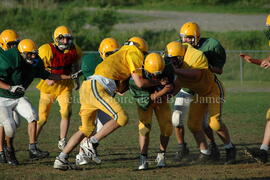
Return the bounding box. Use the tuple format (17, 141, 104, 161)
(21, 51, 38, 64)
(6, 40, 20, 49)
(144, 69, 163, 80)
(166, 55, 183, 68)
(55, 34, 73, 50)
(180, 34, 197, 46)
(264, 27, 270, 40)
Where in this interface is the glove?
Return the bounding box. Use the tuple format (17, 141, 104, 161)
(71, 70, 82, 79)
(9, 85, 25, 94)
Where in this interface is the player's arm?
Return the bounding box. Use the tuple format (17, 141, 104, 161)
(0, 80, 11, 90)
(150, 83, 173, 101)
(240, 54, 265, 65)
(131, 73, 161, 88)
(172, 64, 202, 80)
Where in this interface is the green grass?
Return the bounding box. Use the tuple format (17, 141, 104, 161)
(0, 80, 270, 179)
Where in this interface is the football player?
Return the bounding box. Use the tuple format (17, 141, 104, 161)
(35, 26, 82, 150)
(129, 53, 174, 170)
(53, 37, 162, 170)
(166, 41, 236, 164)
(76, 37, 120, 165)
(172, 22, 226, 161)
(240, 14, 270, 163)
(0, 39, 79, 165)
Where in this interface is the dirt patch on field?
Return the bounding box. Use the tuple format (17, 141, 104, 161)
(112, 9, 266, 32)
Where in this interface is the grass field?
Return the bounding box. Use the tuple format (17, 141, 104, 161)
(0, 80, 270, 180)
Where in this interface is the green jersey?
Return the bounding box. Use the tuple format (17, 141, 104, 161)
(0, 48, 50, 98)
(129, 58, 174, 110)
(81, 52, 102, 79)
(197, 37, 226, 69)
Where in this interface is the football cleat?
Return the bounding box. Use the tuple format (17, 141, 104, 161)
(209, 142, 220, 161)
(244, 147, 267, 164)
(194, 153, 212, 164)
(155, 152, 166, 168)
(225, 145, 237, 165)
(80, 139, 101, 164)
(76, 153, 89, 165)
(4, 148, 19, 166)
(54, 156, 81, 170)
(174, 143, 189, 161)
(138, 155, 148, 170)
(0, 151, 7, 163)
(58, 138, 67, 151)
(29, 147, 49, 160)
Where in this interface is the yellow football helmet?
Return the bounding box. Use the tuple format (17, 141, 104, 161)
(266, 14, 270, 26)
(0, 29, 19, 50)
(165, 41, 186, 57)
(128, 36, 149, 53)
(98, 38, 120, 60)
(144, 53, 165, 75)
(53, 25, 72, 49)
(18, 39, 38, 53)
(18, 39, 38, 64)
(179, 22, 200, 46)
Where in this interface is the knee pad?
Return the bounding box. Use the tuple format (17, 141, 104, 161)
(116, 110, 128, 126)
(209, 115, 221, 131)
(172, 110, 184, 127)
(139, 122, 151, 136)
(3, 121, 16, 137)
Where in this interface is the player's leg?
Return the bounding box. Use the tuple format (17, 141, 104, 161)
(57, 90, 72, 150)
(88, 80, 128, 142)
(0, 126, 6, 163)
(0, 100, 18, 165)
(203, 113, 220, 161)
(188, 97, 210, 163)
(172, 90, 193, 160)
(155, 101, 173, 167)
(76, 110, 110, 165)
(16, 96, 49, 160)
(137, 104, 153, 170)
(36, 92, 55, 138)
(208, 79, 236, 164)
(245, 108, 270, 163)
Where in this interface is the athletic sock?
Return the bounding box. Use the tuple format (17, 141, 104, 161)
(90, 136, 99, 144)
(59, 152, 68, 159)
(200, 149, 210, 155)
(29, 143, 37, 150)
(224, 142, 233, 149)
(260, 144, 269, 151)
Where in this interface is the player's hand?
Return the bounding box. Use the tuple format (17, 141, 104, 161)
(45, 79, 55, 86)
(71, 70, 82, 79)
(9, 85, 25, 94)
(73, 79, 80, 91)
(240, 54, 252, 63)
(160, 77, 169, 85)
(260, 59, 270, 69)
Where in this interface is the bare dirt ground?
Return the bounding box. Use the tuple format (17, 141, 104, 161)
(113, 9, 266, 32)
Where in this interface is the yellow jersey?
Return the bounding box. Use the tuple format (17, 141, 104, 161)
(178, 44, 216, 96)
(94, 45, 144, 80)
(36, 43, 82, 95)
